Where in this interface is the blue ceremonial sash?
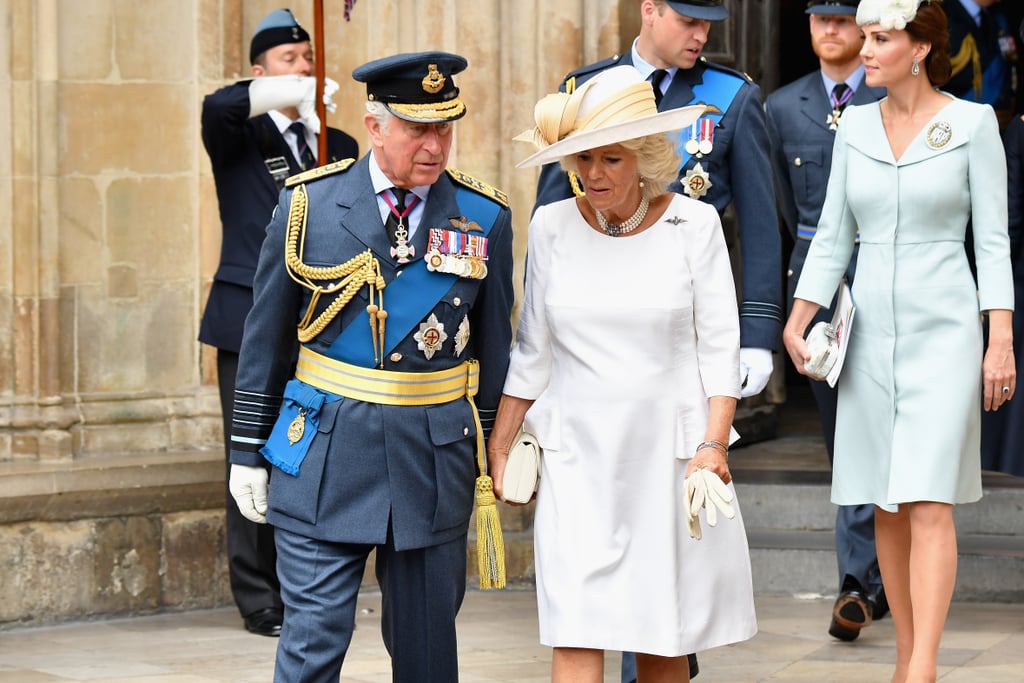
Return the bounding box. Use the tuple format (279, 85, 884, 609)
(670, 69, 745, 170)
(325, 186, 501, 368)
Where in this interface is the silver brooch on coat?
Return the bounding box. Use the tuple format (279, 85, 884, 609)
(925, 121, 952, 149)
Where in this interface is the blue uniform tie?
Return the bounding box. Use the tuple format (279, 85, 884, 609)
(288, 121, 316, 170)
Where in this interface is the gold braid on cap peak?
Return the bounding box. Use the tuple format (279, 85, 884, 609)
(389, 98, 466, 121)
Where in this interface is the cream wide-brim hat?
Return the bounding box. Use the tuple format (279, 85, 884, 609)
(514, 65, 706, 169)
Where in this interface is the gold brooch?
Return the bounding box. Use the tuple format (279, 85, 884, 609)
(422, 64, 445, 94)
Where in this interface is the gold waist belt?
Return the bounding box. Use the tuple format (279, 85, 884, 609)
(295, 345, 505, 590)
(296, 346, 479, 405)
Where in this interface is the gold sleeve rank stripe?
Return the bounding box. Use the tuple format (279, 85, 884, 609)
(285, 158, 356, 188)
(446, 167, 509, 207)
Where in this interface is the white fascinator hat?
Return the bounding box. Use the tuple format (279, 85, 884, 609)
(514, 65, 706, 169)
(856, 0, 925, 29)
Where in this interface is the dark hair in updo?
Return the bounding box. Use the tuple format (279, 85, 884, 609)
(906, 0, 952, 86)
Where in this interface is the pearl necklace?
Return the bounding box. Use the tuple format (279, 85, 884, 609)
(596, 197, 649, 237)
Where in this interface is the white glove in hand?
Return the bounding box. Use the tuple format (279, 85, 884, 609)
(685, 469, 736, 539)
(229, 464, 269, 524)
(739, 347, 773, 398)
(321, 77, 339, 114)
(248, 75, 316, 119)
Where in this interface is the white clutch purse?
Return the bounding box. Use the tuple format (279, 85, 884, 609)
(502, 429, 541, 504)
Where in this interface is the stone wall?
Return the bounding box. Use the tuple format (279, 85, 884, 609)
(0, 0, 632, 463)
(0, 0, 631, 624)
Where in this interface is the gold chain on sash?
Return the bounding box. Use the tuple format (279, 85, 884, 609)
(285, 184, 388, 363)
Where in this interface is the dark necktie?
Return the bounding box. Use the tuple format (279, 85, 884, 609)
(288, 121, 316, 170)
(831, 83, 853, 113)
(650, 69, 668, 108)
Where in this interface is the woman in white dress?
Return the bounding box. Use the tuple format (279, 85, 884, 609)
(784, 2, 1015, 681)
(487, 66, 756, 683)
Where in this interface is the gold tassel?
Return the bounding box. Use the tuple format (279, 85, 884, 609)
(475, 475, 506, 589)
(466, 371, 506, 589)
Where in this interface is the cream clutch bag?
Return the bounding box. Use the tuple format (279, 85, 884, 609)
(502, 430, 541, 504)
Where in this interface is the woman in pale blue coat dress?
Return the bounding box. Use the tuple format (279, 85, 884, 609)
(783, 2, 1015, 682)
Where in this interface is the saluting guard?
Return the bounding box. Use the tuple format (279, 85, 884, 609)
(227, 51, 514, 683)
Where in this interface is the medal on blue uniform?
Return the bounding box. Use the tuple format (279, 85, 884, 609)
(414, 313, 447, 359)
(454, 315, 471, 356)
(383, 191, 419, 263)
(683, 162, 713, 199)
(683, 118, 715, 157)
(424, 227, 489, 279)
(827, 84, 854, 131)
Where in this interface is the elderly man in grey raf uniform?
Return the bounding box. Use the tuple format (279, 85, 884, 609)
(227, 51, 515, 683)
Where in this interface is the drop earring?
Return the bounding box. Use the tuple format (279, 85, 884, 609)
(638, 175, 645, 189)
(911, 59, 920, 76)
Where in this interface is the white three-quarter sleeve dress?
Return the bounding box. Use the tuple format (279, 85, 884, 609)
(502, 194, 757, 656)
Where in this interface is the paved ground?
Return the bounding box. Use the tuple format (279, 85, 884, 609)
(1, 588, 1022, 682)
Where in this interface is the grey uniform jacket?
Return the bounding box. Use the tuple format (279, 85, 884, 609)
(229, 154, 514, 551)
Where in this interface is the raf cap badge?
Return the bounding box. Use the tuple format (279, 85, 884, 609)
(422, 64, 445, 94)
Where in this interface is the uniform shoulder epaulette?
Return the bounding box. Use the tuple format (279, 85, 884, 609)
(701, 57, 754, 84)
(562, 54, 626, 93)
(446, 167, 509, 208)
(285, 157, 356, 188)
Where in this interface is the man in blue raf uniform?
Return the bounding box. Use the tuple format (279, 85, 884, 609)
(535, 3, 782, 678)
(227, 51, 514, 683)
(198, 7, 358, 638)
(536, 0, 783, 416)
(765, 0, 889, 643)
(946, 0, 1018, 127)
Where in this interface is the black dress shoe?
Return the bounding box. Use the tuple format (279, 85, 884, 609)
(828, 590, 872, 641)
(244, 607, 283, 637)
(867, 584, 889, 620)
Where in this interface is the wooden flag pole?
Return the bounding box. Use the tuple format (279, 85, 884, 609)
(313, 0, 327, 165)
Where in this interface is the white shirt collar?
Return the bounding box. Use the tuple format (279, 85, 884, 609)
(368, 152, 429, 203)
(957, 0, 983, 24)
(630, 38, 678, 87)
(820, 64, 866, 96)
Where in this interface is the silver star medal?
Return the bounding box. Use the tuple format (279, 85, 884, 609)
(414, 313, 447, 360)
(683, 162, 713, 200)
(454, 316, 471, 356)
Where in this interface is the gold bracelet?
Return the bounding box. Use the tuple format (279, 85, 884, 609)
(695, 440, 729, 459)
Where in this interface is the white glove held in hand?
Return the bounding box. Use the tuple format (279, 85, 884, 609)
(229, 464, 269, 524)
(685, 468, 736, 539)
(739, 347, 773, 398)
(248, 75, 315, 118)
(321, 77, 339, 114)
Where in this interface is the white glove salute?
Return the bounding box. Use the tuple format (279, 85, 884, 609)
(229, 464, 270, 524)
(739, 347, 773, 398)
(248, 75, 341, 132)
(685, 468, 736, 540)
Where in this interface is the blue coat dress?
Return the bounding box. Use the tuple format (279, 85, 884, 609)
(795, 97, 1014, 511)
